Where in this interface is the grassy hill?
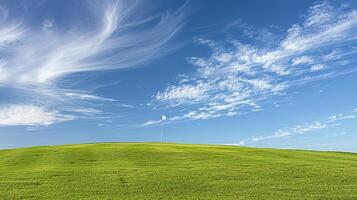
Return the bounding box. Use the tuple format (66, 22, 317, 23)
(0, 143, 357, 199)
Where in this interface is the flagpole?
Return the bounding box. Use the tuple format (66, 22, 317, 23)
(160, 127, 163, 143)
(160, 115, 166, 143)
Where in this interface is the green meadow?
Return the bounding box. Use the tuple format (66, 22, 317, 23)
(0, 143, 357, 199)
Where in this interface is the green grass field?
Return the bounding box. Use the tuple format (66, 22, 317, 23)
(1, 143, 357, 199)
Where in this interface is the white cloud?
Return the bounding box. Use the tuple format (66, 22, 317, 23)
(0, 22, 22, 48)
(0, 1, 186, 127)
(0, 6, 22, 48)
(42, 19, 54, 31)
(291, 56, 314, 65)
(304, 2, 334, 27)
(329, 113, 356, 121)
(156, 82, 209, 104)
(0, 1, 185, 85)
(64, 92, 115, 101)
(72, 108, 102, 115)
(252, 121, 326, 142)
(151, 2, 357, 123)
(310, 64, 325, 72)
(0, 104, 74, 126)
(246, 110, 356, 143)
(142, 119, 164, 127)
(141, 114, 168, 126)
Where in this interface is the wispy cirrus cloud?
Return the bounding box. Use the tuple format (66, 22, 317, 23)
(0, 1, 185, 85)
(251, 121, 327, 143)
(0, 0, 186, 127)
(141, 115, 167, 127)
(149, 1, 357, 124)
(0, 13, 22, 48)
(240, 111, 356, 145)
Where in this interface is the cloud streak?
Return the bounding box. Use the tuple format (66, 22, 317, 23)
(150, 1, 357, 124)
(0, 0, 185, 85)
(0, 0, 186, 126)
(0, 104, 74, 126)
(241, 111, 356, 145)
(0, 7, 23, 48)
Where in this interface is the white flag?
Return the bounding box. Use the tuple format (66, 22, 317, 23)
(161, 115, 167, 121)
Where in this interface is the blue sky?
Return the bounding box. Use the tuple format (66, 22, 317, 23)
(1, 0, 357, 152)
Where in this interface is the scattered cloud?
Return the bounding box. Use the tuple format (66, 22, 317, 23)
(310, 64, 325, 72)
(291, 56, 315, 65)
(63, 91, 115, 101)
(0, 5, 23, 48)
(0, 0, 186, 127)
(0, 104, 74, 126)
(72, 108, 102, 115)
(42, 19, 54, 31)
(141, 120, 162, 127)
(141, 115, 167, 127)
(251, 121, 327, 142)
(329, 113, 356, 121)
(0, 1, 185, 85)
(241, 110, 356, 144)
(151, 1, 357, 124)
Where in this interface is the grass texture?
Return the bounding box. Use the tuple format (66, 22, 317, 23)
(0, 143, 357, 199)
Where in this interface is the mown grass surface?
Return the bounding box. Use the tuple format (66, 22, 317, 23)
(0, 143, 357, 199)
